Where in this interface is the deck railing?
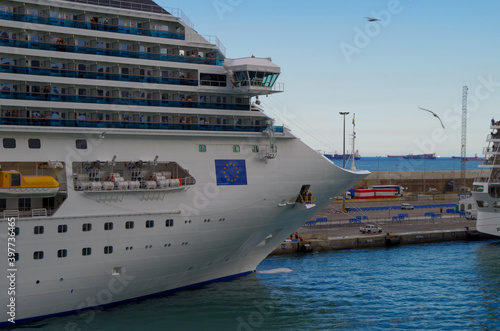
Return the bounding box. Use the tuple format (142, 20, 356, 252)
(0, 38, 222, 66)
(0, 116, 270, 133)
(0, 91, 250, 111)
(0, 64, 198, 87)
(0, 11, 184, 40)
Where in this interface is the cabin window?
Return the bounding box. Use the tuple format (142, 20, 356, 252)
(14, 253, 19, 261)
(200, 73, 226, 87)
(198, 145, 206, 152)
(82, 223, 92, 232)
(76, 139, 87, 149)
(3, 138, 16, 149)
(125, 221, 134, 229)
(10, 173, 21, 186)
(252, 145, 259, 153)
(104, 246, 113, 254)
(34, 226, 44, 235)
(82, 247, 92, 256)
(165, 219, 174, 227)
(58, 224, 68, 233)
(146, 220, 154, 228)
(33, 251, 44, 260)
(104, 222, 113, 230)
(43, 197, 55, 208)
(28, 138, 41, 149)
(1, 58, 9, 67)
(0, 199, 6, 209)
(28, 8, 39, 16)
(19, 198, 31, 209)
(57, 249, 67, 258)
(233, 145, 240, 153)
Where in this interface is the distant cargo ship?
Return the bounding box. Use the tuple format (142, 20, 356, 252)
(452, 155, 484, 161)
(387, 153, 437, 159)
(324, 150, 361, 161)
(402, 153, 437, 159)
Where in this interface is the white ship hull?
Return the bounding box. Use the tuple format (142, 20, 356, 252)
(472, 119, 500, 237)
(0, 130, 368, 324)
(0, 0, 369, 324)
(473, 191, 500, 236)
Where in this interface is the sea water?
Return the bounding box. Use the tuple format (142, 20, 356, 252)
(13, 240, 500, 330)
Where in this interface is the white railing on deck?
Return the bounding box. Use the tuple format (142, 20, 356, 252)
(3, 210, 19, 218)
(61, 0, 195, 29)
(32, 209, 48, 217)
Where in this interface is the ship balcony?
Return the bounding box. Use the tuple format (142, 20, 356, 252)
(479, 157, 500, 167)
(487, 133, 500, 141)
(0, 10, 185, 40)
(0, 37, 223, 66)
(0, 63, 198, 87)
(473, 177, 499, 184)
(0, 115, 271, 133)
(483, 146, 500, 155)
(0, 90, 251, 111)
(491, 121, 500, 129)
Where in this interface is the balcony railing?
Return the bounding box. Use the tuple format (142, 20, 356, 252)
(0, 11, 184, 40)
(0, 64, 198, 86)
(0, 38, 222, 66)
(0, 116, 269, 133)
(0, 91, 250, 111)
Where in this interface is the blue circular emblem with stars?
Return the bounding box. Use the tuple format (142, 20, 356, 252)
(222, 161, 240, 183)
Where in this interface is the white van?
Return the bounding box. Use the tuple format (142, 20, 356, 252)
(401, 203, 414, 210)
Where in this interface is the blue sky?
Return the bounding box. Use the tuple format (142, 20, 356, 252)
(160, 0, 500, 157)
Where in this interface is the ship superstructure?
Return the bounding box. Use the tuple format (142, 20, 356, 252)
(0, 0, 369, 324)
(472, 120, 500, 236)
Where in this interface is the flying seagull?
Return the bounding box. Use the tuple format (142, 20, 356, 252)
(419, 107, 445, 129)
(365, 17, 380, 22)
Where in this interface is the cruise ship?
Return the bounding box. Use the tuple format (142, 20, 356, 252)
(473, 120, 500, 236)
(0, 0, 369, 324)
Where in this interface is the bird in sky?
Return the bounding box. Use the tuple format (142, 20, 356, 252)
(419, 107, 445, 129)
(365, 17, 380, 22)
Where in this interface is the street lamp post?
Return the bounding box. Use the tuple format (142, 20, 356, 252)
(339, 112, 350, 168)
(339, 112, 349, 212)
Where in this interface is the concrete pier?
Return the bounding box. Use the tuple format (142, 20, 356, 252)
(271, 197, 496, 255)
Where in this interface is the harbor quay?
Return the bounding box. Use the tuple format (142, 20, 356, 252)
(272, 199, 490, 254)
(272, 170, 494, 254)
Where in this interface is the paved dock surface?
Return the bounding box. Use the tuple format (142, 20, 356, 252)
(272, 198, 493, 254)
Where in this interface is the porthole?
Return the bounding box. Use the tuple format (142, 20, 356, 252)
(76, 139, 87, 149)
(28, 138, 41, 149)
(3, 138, 15, 149)
(82, 247, 92, 256)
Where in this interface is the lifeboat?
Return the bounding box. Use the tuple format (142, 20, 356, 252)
(0, 170, 60, 198)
